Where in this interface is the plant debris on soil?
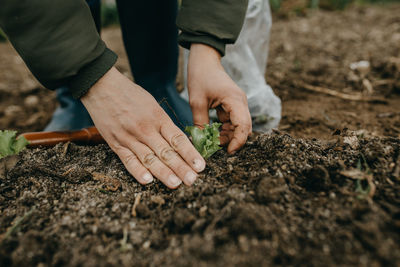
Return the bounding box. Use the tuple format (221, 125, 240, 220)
(0, 3, 400, 267)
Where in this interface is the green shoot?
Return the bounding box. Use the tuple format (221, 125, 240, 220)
(355, 156, 375, 199)
(0, 130, 29, 159)
(355, 179, 371, 199)
(185, 123, 222, 159)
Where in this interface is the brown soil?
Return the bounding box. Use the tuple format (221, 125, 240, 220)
(1, 4, 400, 267)
(1, 132, 400, 266)
(268, 5, 400, 140)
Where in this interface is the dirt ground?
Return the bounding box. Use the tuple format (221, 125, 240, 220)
(1, 4, 400, 267)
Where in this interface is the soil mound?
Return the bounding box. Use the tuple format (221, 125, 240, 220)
(1, 132, 399, 266)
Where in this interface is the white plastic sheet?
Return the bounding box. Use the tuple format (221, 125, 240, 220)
(181, 0, 281, 132)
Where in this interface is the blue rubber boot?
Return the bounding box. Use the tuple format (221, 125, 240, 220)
(44, 87, 94, 131)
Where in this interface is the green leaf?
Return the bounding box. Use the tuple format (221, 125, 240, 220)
(185, 123, 222, 159)
(0, 130, 29, 159)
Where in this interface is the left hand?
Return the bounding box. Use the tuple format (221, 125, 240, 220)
(187, 43, 252, 154)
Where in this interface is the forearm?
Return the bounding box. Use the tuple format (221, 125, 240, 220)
(0, 0, 117, 98)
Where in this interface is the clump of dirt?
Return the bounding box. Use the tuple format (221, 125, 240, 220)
(1, 132, 399, 266)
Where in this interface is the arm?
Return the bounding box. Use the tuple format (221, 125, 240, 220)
(0, 0, 206, 188)
(0, 0, 116, 98)
(177, 0, 252, 153)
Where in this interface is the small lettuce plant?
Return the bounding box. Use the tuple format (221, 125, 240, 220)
(185, 123, 222, 159)
(0, 130, 29, 159)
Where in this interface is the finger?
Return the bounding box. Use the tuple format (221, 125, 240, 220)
(220, 123, 234, 146)
(219, 134, 230, 146)
(140, 133, 200, 186)
(190, 99, 209, 128)
(160, 122, 206, 173)
(220, 129, 234, 146)
(114, 146, 154, 185)
(216, 107, 230, 123)
(221, 122, 235, 131)
(127, 141, 182, 189)
(227, 108, 252, 154)
(227, 125, 252, 153)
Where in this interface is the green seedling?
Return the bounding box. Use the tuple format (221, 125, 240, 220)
(355, 179, 371, 199)
(0, 130, 29, 159)
(185, 123, 222, 159)
(340, 153, 376, 199)
(355, 155, 374, 199)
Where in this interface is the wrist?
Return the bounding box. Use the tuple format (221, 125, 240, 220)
(70, 48, 117, 99)
(190, 43, 222, 63)
(81, 66, 120, 104)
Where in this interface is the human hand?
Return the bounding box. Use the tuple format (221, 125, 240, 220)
(187, 44, 252, 154)
(81, 67, 206, 189)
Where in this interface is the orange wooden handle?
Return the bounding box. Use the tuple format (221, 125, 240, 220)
(20, 127, 105, 147)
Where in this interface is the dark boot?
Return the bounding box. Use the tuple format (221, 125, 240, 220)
(116, 0, 193, 129)
(44, 0, 100, 131)
(44, 87, 94, 131)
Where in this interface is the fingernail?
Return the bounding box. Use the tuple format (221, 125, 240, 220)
(184, 171, 197, 186)
(168, 174, 182, 188)
(193, 158, 205, 172)
(142, 173, 153, 184)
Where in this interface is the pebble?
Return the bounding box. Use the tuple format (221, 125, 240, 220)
(350, 60, 370, 76)
(142, 240, 151, 249)
(151, 195, 165, 205)
(24, 95, 39, 108)
(199, 206, 208, 217)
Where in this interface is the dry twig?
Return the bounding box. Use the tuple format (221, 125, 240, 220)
(131, 193, 142, 217)
(393, 154, 400, 180)
(296, 81, 387, 103)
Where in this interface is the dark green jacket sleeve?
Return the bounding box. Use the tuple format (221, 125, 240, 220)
(177, 0, 248, 56)
(0, 0, 117, 99)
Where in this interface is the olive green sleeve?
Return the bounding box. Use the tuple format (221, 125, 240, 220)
(0, 0, 117, 99)
(177, 0, 248, 56)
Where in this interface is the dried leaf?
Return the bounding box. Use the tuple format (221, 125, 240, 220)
(150, 195, 165, 205)
(343, 135, 359, 149)
(92, 172, 121, 192)
(340, 168, 370, 180)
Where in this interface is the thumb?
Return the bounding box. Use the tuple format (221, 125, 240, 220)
(190, 99, 209, 127)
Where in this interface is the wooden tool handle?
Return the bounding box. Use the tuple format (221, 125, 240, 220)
(20, 127, 105, 147)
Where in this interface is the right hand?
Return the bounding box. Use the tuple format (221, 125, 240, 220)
(81, 67, 206, 189)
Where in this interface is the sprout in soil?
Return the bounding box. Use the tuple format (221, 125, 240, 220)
(185, 123, 222, 159)
(0, 130, 29, 159)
